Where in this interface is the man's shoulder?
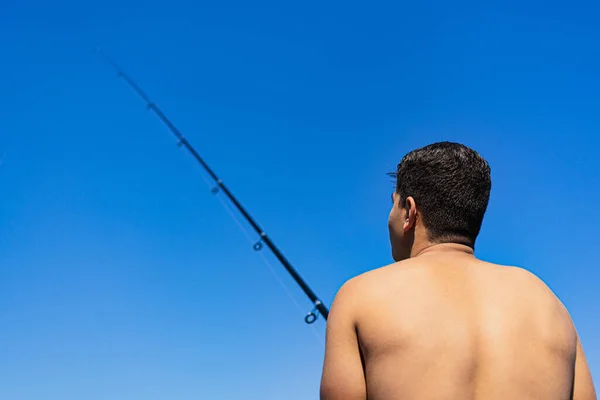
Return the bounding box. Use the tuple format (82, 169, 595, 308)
(332, 261, 416, 308)
(330, 264, 403, 326)
(497, 265, 559, 295)
(494, 265, 574, 323)
(337, 261, 408, 290)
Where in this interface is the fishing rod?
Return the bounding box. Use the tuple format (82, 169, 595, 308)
(95, 48, 329, 324)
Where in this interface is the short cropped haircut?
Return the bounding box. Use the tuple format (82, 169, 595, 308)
(390, 142, 492, 247)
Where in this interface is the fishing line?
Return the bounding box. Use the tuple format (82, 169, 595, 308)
(184, 152, 324, 343)
(95, 48, 329, 327)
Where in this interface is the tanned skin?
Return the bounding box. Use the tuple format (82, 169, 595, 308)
(320, 192, 596, 400)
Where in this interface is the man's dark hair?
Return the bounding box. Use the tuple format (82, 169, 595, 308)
(391, 141, 492, 247)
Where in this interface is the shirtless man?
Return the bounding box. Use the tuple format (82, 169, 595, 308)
(320, 142, 596, 400)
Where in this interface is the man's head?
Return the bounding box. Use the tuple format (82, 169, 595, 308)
(388, 142, 491, 261)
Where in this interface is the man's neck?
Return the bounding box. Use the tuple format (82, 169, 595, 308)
(411, 242, 475, 258)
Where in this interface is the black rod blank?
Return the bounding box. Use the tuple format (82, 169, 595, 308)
(96, 49, 329, 323)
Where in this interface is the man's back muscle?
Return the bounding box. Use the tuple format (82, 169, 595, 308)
(353, 253, 578, 399)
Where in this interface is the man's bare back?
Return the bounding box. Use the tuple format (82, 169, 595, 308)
(321, 246, 595, 399)
(320, 143, 595, 399)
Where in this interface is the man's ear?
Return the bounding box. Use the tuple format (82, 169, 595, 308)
(403, 196, 417, 232)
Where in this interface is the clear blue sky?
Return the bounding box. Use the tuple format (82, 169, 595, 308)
(1, 0, 599, 398)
